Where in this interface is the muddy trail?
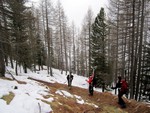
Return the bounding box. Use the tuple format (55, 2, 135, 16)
(29, 77, 150, 113)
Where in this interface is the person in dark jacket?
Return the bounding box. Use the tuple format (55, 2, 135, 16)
(67, 72, 74, 88)
(112, 76, 126, 108)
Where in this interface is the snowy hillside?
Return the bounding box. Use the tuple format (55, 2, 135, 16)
(1, 66, 150, 113)
(0, 66, 103, 113)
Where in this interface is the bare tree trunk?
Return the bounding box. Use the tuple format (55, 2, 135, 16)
(2, 8, 8, 67)
(69, 49, 72, 73)
(60, 23, 63, 74)
(0, 36, 5, 77)
(57, 2, 64, 74)
(132, 1, 141, 91)
(0, 0, 8, 75)
(72, 25, 76, 74)
(15, 60, 18, 75)
(84, 29, 88, 76)
(76, 41, 79, 75)
(135, 0, 145, 100)
(130, 0, 135, 99)
(41, 1, 46, 46)
(45, 0, 52, 76)
(62, 24, 68, 75)
(114, 2, 120, 94)
(122, 5, 128, 79)
(49, 29, 53, 76)
(10, 54, 14, 69)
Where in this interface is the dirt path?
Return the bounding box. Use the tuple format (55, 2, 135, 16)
(29, 77, 150, 113)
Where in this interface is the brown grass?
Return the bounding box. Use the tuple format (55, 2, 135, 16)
(1, 77, 150, 113)
(25, 77, 150, 113)
(1, 92, 15, 104)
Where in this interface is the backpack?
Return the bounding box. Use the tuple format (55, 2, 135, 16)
(121, 80, 128, 94)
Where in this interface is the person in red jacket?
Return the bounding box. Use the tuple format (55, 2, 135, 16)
(112, 76, 128, 108)
(86, 74, 94, 96)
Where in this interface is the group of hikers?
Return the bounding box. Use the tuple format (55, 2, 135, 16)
(66, 71, 128, 108)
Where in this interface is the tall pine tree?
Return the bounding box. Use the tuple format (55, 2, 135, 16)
(90, 7, 109, 87)
(8, 0, 32, 74)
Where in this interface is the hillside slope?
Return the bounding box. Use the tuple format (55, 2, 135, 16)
(30, 77, 150, 113)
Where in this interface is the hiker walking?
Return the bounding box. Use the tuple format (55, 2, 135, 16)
(112, 76, 128, 108)
(67, 72, 74, 88)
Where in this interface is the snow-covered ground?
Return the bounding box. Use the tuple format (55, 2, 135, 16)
(0, 66, 108, 113)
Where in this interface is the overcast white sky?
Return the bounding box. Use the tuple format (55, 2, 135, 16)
(30, 0, 108, 28)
